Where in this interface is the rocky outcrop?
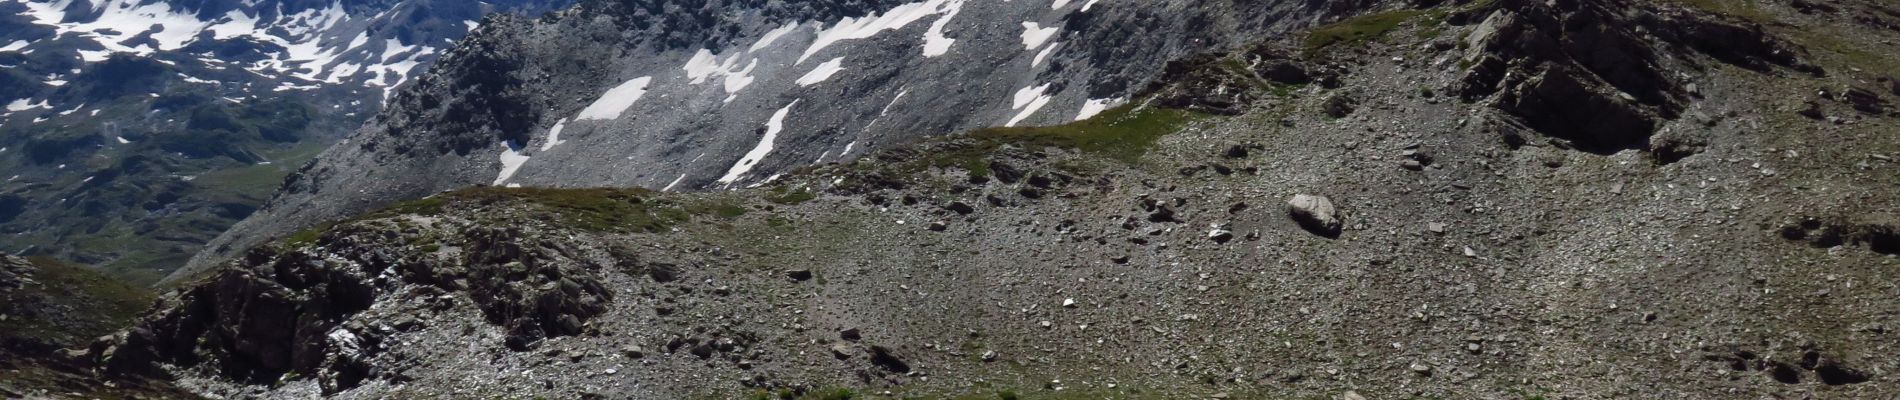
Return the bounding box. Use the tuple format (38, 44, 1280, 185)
(102, 220, 613, 393)
(1141, 45, 1339, 115)
(1454, 0, 1815, 155)
(0, 255, 30, 295)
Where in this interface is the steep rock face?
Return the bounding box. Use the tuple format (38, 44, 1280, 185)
(178, 0, 1350, 282)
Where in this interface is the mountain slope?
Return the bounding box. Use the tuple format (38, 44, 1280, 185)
(0, 0, 570, 282)
(176, 0, 1363, 282)
(103, 0, 1900, 398)
(0, 255, 200, 398)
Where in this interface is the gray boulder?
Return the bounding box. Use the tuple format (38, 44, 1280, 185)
(1287, 194, 1342, 238)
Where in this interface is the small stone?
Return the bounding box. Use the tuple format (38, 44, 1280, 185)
(1400, 159, 1424, 170)
(840, 328, 862, 341)
(927, 221, 948, 231)
(1062, 298, 1077, 308)
(830, 344, 854, 359)
(1410, 362, 1433, 374)
(1340, 391, 1367, 400)
(981, 350, 998, 362)
(1207, 227, 1235, 243)
(1427, 222, 1447, 234)
(1039, 321, 1054, 329)
(1462, 246, 1477, 258)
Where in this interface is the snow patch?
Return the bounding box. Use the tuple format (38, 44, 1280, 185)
(801, 0, 956, 63)
(682, 50, 758, 100)
(494, 140, 531, 186)
(206, 10, 260, 40)
(663, 174, 688, 191)
(1007, 84, 1054, 127)
(574, 76, 653, 121)
(540, 119, 568, 151)
(5, 99, 47, 112)
(718, 101, 799, 185)
(1075, 97, 1122, 121)
(1021, 22, 1060, 50)
(750, 23, 802, 52)
(380, 38, 417, 62)
(795, 57, 847, 87)
(1032, 42, 1060, 67)
(921, 0, 966, 57)
(0, 41, 26, 53)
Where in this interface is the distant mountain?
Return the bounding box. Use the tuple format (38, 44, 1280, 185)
(0, 0, 570, 282)
(176, 0, 1363, 281)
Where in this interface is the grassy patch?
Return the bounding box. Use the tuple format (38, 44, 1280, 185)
(191, 142, 327, 196)
(1304, 10, 1426, 53)
(0, 257, 155, 347)
(1665, 0, 1775, 23)
(764, 186, 818, 205)
(1787, 30, 1898, 77)
(442, 187, 682, 233)
(966, 104, 1196, 163)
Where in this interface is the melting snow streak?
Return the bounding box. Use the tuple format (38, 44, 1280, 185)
(802, 0, 958, 63)
(718, 101, 799, 185)
(1007, 84, 1054, 127)
(540, 119, 568, 151)
(796, 57, 847, 86)
(575, 77, 652, 120)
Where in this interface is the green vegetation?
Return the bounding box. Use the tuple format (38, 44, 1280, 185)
(406, 187, 684, 233)
(1304, 10, 1426, 52)
(192, 142, 328, 196)
(1665, 0, 1775, 23)
(966, 104, 1196, 163)
(0, 257, 156, 347)
(685, 199, 750, 218)
(742, 388, 856, 400)
(1789, 30, 1899, 77)
(765, 186, 819, 205)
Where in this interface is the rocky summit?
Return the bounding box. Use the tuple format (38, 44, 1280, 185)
(7, 0, 1900, 398)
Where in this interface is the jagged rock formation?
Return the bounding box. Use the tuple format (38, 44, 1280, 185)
(109, 0, 1900, 397)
